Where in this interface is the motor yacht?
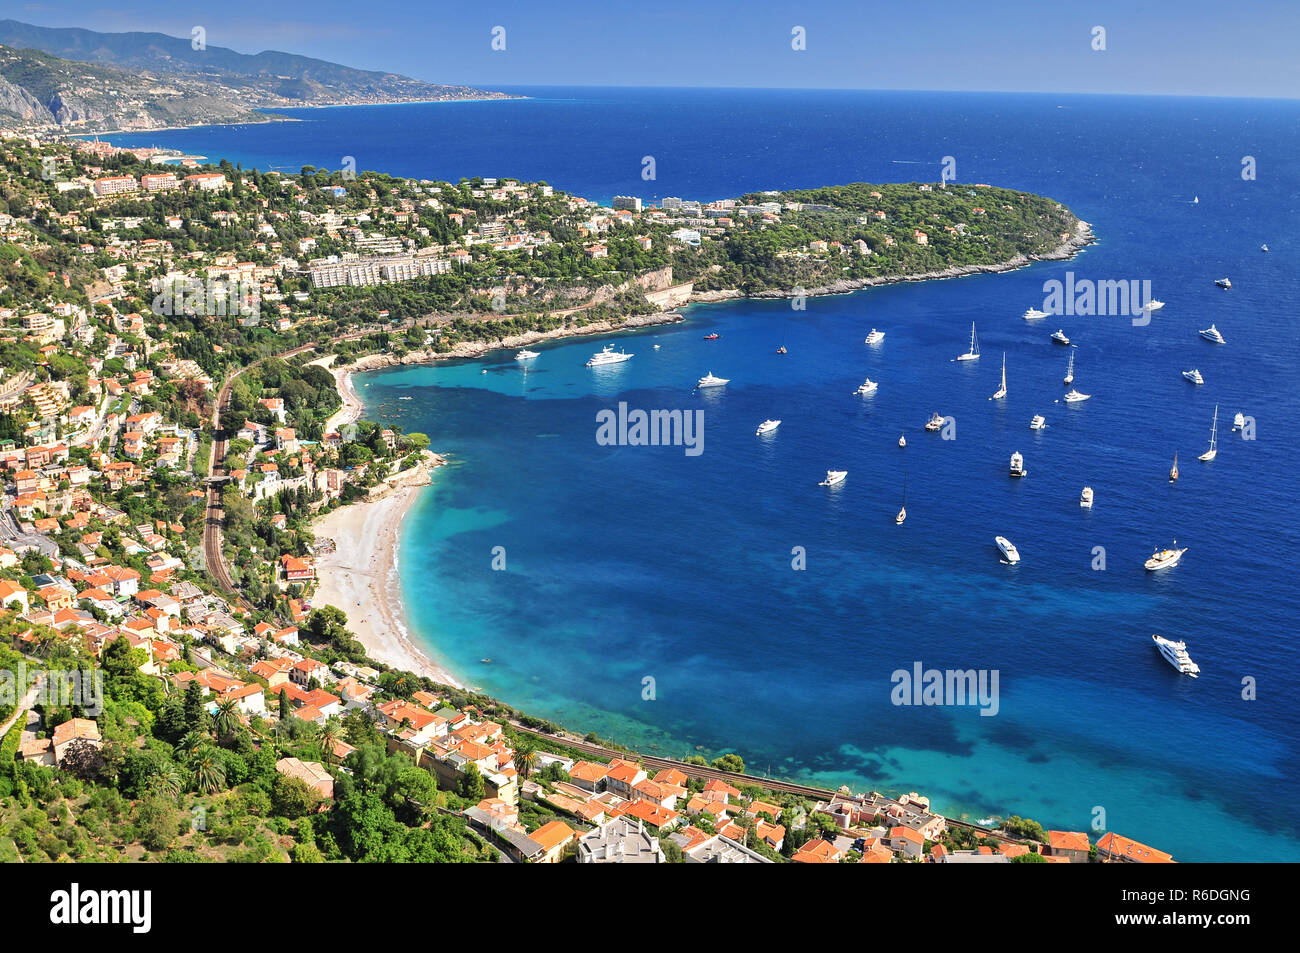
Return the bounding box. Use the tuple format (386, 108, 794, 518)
(1080, 486, 1094, 508)
(756, 419, 781, 436)
(819, 470, 848, 487)
(1182, 368, 1204, 385)
(1009, 451, 1026, 477)
(1145, 543, 1187, 571)
(864, 329, 885, 344)
(1051, 329, 1071, 345)
(995, 536, 1021, 563)
(696, 371, 729, 388)
(1152, 634, 1200, 677)
(1199, 324, 1225, 344)
(587, 345, 633, 367)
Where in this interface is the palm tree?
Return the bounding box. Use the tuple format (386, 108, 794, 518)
(191, 747, 226, 795)
(213, 699, 239, 741)
(517, 747, 537, 782)
(318, 720, 339, 765)
(177, 730, 207, 762)
(148, 762, 184, 799)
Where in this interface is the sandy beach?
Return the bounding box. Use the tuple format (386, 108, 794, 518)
(312, 464, 463, 688)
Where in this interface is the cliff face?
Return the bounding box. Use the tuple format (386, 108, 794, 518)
(0, 73, 51, 123)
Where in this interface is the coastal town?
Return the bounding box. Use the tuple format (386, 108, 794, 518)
(0, 128, 1172, 864)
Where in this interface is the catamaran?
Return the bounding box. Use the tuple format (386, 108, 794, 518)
(1051, 329, 1071, 345)
(696, 371, 729, 388)
(1063, 349, 1075, 385)
(1199, 404, 1219, 461)
(587, 344, 633, 367)
(1080, 486, 1094, 508)
(990, 353, 1007, 400)
(956, 322, 980, 361)
(925, 412, 945, 432)
(1153, 634, 1200, 677)
(819, 470, 848, 487)
(1182, 368, 1204, 385)
(1022, 307, 1049, 320)
(756, 419, 781, 436)
(854, 378, 878, 396)
(1145, 542, 1188, 571)
(864, 329, 885, 345)
(1199, 324, 1225, 344)
(1009, 451, 1026, 477)
(514, 349, 540, 361)
(995, 536, 1021, 563)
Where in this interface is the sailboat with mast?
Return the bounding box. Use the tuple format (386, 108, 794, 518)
(990, 353, 1007, 400)
(1199, 404, 1219, 461)
(956, 322, 980, 361)
(896, 473, 907, 524)
(1064, 348, 1075, 385)
(1169, 452, 1179, 482)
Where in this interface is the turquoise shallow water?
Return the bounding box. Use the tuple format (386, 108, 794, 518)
(129, 88, 1300, 860)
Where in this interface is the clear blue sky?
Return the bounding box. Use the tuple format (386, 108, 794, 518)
(10, 0, 1300, 98)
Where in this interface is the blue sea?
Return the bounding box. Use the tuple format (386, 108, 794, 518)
(112, 88, 1300, 861)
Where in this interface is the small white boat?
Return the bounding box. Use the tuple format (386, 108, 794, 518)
(1080, 486, 1094, 508)
(1009, 451, 1026, 477)
(898, 433, 906, 448)
(1145, 542, 1187, 571)
(1215, 277, 1231, 289)
(1022, 307, 1049, 320)
(653, 344, 661, 349)
(956, 322, 980, 361)
(1182, 368, 1204, 385)
(854, 378, 878, 396)
(1142, 299, 1166, 312)
(819, 470, 847, 487)
(1063, 389, 1091, 402)
(696, 371, 729, 388)
(1199, 324, 1225, 344)
(1153, 634, 1200, 678)
(1051, 329, 1071, 346)
(864, 329, 885, 345)
(514, 349, 540, 361)
(756, 419, 781, 436)
(1199, 404, 1219, 461)
(924, 412, 945, 432)
(995, 536, 1021, 563)
(1169, 452, 1180, 482)
(1261, 243, 1269, 252)
(1029, 414, 1047, 430)
(896, 473, 907, 525)
(1232, 412, 1246, 431)
(1193, 195, 1199, 204)
(989, 353, 1007, 400)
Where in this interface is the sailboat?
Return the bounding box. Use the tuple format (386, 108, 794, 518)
(1193, 195, 1199, 204)
(1063, 349, 1075, 385)
(990, 353, 1007, 400)
(956, 322, 980, 361)
(1169, 452, 1179, 482)
(1199, 404, 1219, 461)
(777, 322, 788, 354)
(898, 433, 906, 448)
(896, 473, 907, 524)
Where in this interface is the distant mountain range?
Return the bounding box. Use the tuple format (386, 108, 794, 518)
(0, 19, 511, 132)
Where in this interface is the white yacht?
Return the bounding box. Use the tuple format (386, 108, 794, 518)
(925, 412, 945, 432)
(990, 353, 1007, 400)
(1009, 451, 1026, 477)
(1029, 414, 1047, 430)
(1142, 299, 1166, 312)
(1022, 307, 1050, 320)
(1152, 634, 1200, 678)
(587, 344, 633, 367)
(696, 371, 729, 388)
(819, 470, 848, 487)
(1145, 542, 1188, 571)
(1199, 404, 1219, 461)
(956, 322, 980, 361)
(1063, 389, 1091, 402)
(1261, 243, 1269, 252)
(1199, 324, 1225, 344)
(1232, 411, 1246, 431)
(514, 349, 540, 361)
(854, 378, 878, 396)
(1051, 329, 1071, 345)
(756, 418, 781, 436)
(1215, 277, 1231, 289)
(864, 329, 885, 345)
(1182, 368, 1204, 385)
(995, 536, 1021, 563)
(1080, 486, 1094, 508)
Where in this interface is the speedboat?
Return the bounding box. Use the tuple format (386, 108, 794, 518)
(1142, 299, 1166, 312)
(1144, 542, 1187, 571)
(854, 378, 878, 396)
(924, 412, 945, 432)
(703, 332, 720, 340)
(1182, 368, 1204, 385)
(1080, 486, 1094, 508)
(1029, 414, 1047, 430)
(756, 419, 781, 436)
(1051, 329, 1071, 345)
(1199, 324, 1225, 344)
(819, 470, 847, 487)
(995, 536, 1021, 563)
(1152, 634, 1200, 677)
(1215, 277, 1231, 289)
(864, 329, 885, 345)
(1009, 451, 1026, 477)
(587, 345, 633, 367)
(1063, 389, 1091, 402)
(514, 349, 539, 361)
(1022, 307, 1049, 320)
(696, 371, 729, 388)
